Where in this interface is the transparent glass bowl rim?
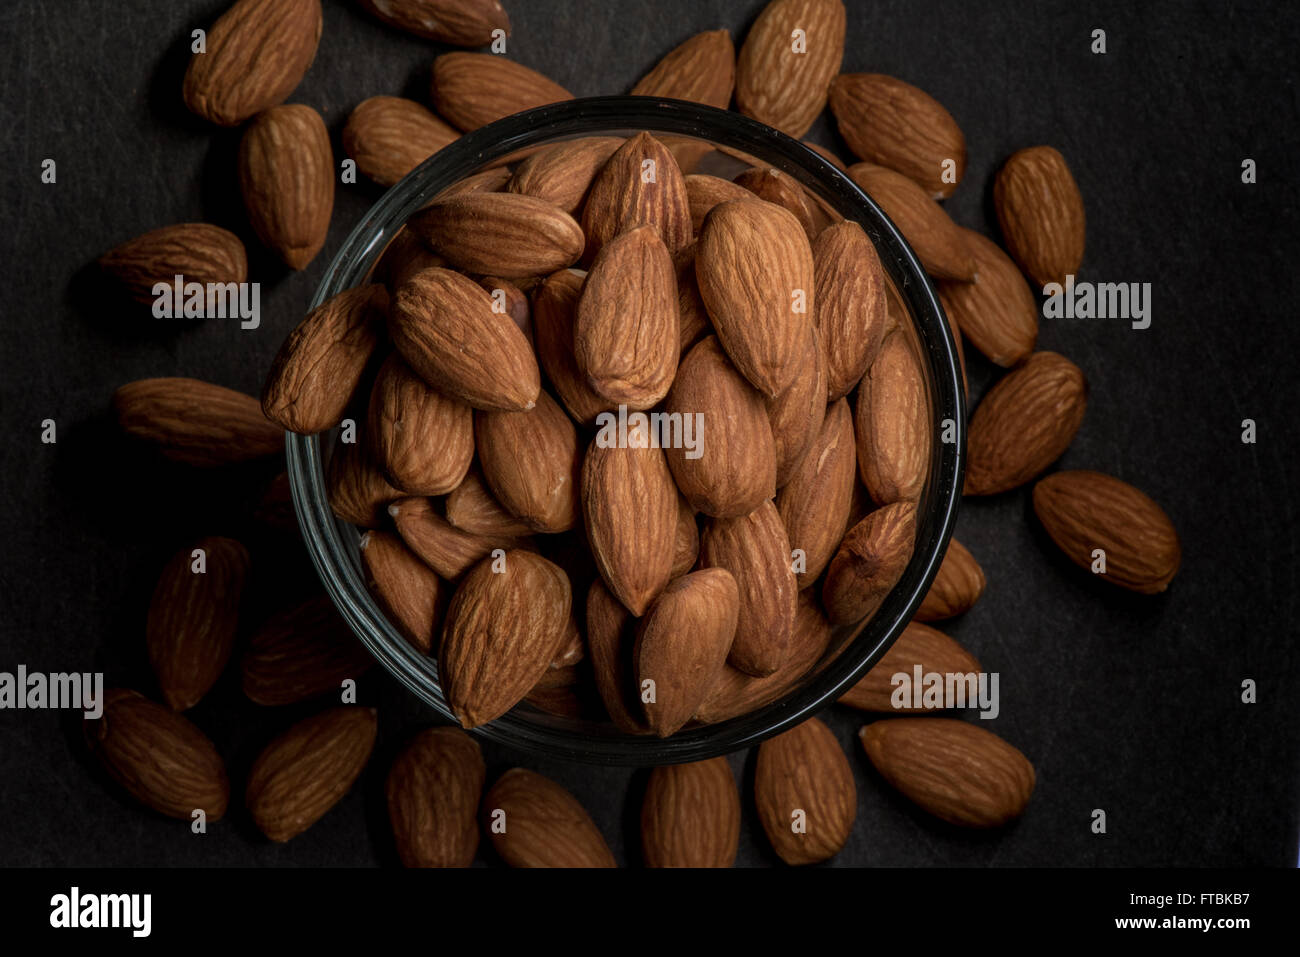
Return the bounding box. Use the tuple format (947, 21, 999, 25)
(286, 95, 966, 766)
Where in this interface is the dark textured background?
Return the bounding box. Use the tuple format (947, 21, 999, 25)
(1, 0, 1297, 867)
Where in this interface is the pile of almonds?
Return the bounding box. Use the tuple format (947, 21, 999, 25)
(87, 0, 1180, 867)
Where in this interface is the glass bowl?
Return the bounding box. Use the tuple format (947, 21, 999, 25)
(286, 96, 965, 765)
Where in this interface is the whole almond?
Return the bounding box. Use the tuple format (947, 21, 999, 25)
(390, 266, 541, 412)
(632, 29, 735, 109)
(99, 223, 247, 304)
(483, 768, 615, 868)
(635, 568, 740, 736)
(358, 0, 509, 45)
(641, 757, 740, 868)
(182, 0, 322, 126)
(674, 246, 713, 354)
(671, 495, 700, 577)
(766, 325, 826, 487)
(847, 162, 975, 281)
(476, 390, 581, 533)
(360, 530, 446, 654)
(507, 137, 625, 214)
(965, 351, 1087, 496)
(582, 132, 692, 260)
(839, 621, 981, 712)
(246, 706, 378, 842)
(262, 284, 387, 434)
(327, 439, 403, 527)
(386, 727, 485, 868)
(439, 550, 571, 728)
(697, 198, 815, 397)
(855, 327, 931, 505)
(85, 689, 229, 821)
(114, 377, 282, 467)
(829, 73, 966, 199)
(685, 174, 753, 234)
(777, 398, 856, 587)
(664, 336, 777, 518)
(993, 145, 1086, 288)
(411, 192, 585, 279)
(147, 537, 250, 711)
(733, 167, 818, 242)
(813, 220, 889, 400)
(754, 716, 856, 865)
(700, 501, 798, 677)
(431, 53, 572, 132)
(445, 469, 533, 538)
(389, 496, 526, 580)
(585, 579, 645, 733)
(1032, 470, 1181, 593)
(241, 595, 373, 706)
(938, 228, 1039, 367)
(735, 0, 847, 138)
(916, 537, 986, 620)
(859, 718, 1035, 827)
(532, 268, 611, 425)
(342, 96, 460, 188)
(367, 353, 474, 495)
(822, 501, 916, 625)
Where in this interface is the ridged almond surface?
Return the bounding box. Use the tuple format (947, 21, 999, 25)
(632, 29, 735, 108)
(733, 167, 818, 242)
(327, 440, 403, 527)
(476, 390, 581, 533)
(813, 220, 889, 400)
(386, 727, 484, 868)
(854, 327, 932, 505)
(938, 228, 1039, 367)
(432, 53, 572, 132)
(916, 537, 986, 620)
(641, 757, 740, 867)
(532, 268, 611, 425)
(241, 595, 373, 706)
(847, 162, 975, 280)
(411, 192, 584, 280)
(993, 145, 1086, 288)
(860, 718, 1034, 827)
(585, 579, 645, 733)
(113, 377, 282, 467)
(582, 132, 692, 260)
(484, 768, 615, 868)
(358, 0, 509, 45)
(360, 530, 446, 654)
(777, 398, 856, 588)
(766, 325, 826, 487)
(685, 174, 753, 234)
(367, 353, 473, 495)
(674, 247, 713, 354)
(839, 621, 981, 712)
(507, 137, 624, 214)
(445, 469, 533, 538)
(671, 495, 700, 577)
(389, 496, 526, 580)
(735, 0, 846, 138)
(754, 717, 855, 865)
(343, 96, 459, 188)
(99, 223, 247, 304)
(822, 501, 916, 625)
(1032, 470, 1181, 593)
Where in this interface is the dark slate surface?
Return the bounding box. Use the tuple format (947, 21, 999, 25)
(0, 0, 1297, 867)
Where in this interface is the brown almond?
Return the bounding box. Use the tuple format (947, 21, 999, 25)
(754, 716, 856, 865)
(445, 469, 533, 538)
(507, 137, 625, 214)
(839, 621, 981, 712)
(641, 757, 740, 868)
(846, 162, 975, 281)
(766, 325, 827, 487)
(854, 327, 931, 505)
(993, 145, 1086, 288)
(389, 496, 526, 580)
(483, 768, 615, 867)
(374, 226, 447, 293)
(585, 579, 646, 733)
(532, 268, 611, 425)
(358, 0, 509, 46)
(360, 530, 446, 655)
(777, 398, 856, 587)
(411, 192, 585, 280)
(342, 96, 460, 188)
(479, 276, 531, 337)
(916, 538, 986, 620)
(685, 174, 753, 234)
(241, 595, 373, 706)
(326, 439, 403, 527)
(813, 220, 889, 400)
(733, 167, 818, 242)
(671, 495, 700, 578)
(367, 353, 474, 495)
(581, 131, 692, 260)
(476, 390, 581, 533)
(99, 223, 247, 304)
(632, 29, 735, 109)
(938, 228, 1039, 367)
(735, 0, 846, 138)
(674, 246, 713, 354)
(113, 377, 283, 467)
(386, 727, 485, 868)
(822, 501, 916, 625)
(431, 53, 573, 132)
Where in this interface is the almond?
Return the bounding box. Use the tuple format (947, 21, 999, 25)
(965, 351, 1087, 495)
(262, 284, 387, 434)
(386, 726, 484, 868)
(822, 501, 916, 625)
(389, 496, 526, 580)
(113, 377, 283, 467)
(754, 716, 855, 865)
(366, 353, 474, 495)
(99, 223, 247, 304)
(697, 198, 815, 397)
(766, 324, 826, 487)
(685, 174, 753, 234)
(410, 192, 585, 280)
(360, 530, 446, 654)
(674, 246, 713, 353)
(585, 579, 645, 733)
(671, 495, 700, 577)
(182, 0, 322, 126)
(854, 327, 931, 505)
(147, 537, 250, 711)
(479, 276, 531, 337)
(506, 137, 624, 214)
(327, 439, 403, 527)
(938, 228, 1039, 367)
(777, 398, 856, 587)
(431, 53, 573, 132)
(444, 469, 533, 538)
(439, 550, 571, 728)
(581, 132, 692, 260)
(246, 706, 378, 842)
(532, 268, 611, 425)
(641, 757, 740, 868)
(813, 220, 889, 400)
(846, 162, 975, 281)
(390, 266, 541, 412)
(916, 537, 986, 620)
(635, 568, 739, 736)
(358, 0, 509, 46)
(476, 390, 581, 533)
(700, 501, 797, 677)
(85, 689, 229, 821)
(735, 0, 846, 138)
(241, 595, 374, 706)
(632, 29, 735, 109)
(483, 768, 615, 868)
(374, 226, 447, 293)
(733, 167, 818, 242)
(1032, 470, 1181, 593)
(342, 96, 460, 188)
(993, 145, 1086, 288)
(859, 718, 1034, 827)
(838, 621, 981, 711)
(829, 73, 966, 199)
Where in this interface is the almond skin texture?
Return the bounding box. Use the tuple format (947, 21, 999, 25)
(685, 174, 753, 234)
(635, 568, 740, 736)
(664, 336, 777, 518)
(182, 0, 322, 126)
(700, 501, 798, 678)
(147, 537, 250, 711)
(855, 328, 932, 505)
(813, 221, 890, 400)
(675, 247, 713, 355)
(642, 757, 740, 868)
(390, 266, 541, 412)
(847, 162, 975, 281)
(367, 353, 473, 495)
(376, 226, 447, 293)
(241, 595, 373, 706)
(507, 137, 625, 214)
(585, 579, 646, 733)
(822, 501, 917, 625)
(838, 621, 981, 712)
(114, 377, 283, 467)
(476, 390, 581, 533)
(916, 537, 986, 620)
(262, 284, 387, 434)
(733, 167, 818, 242)
(582, 132, 693, 260)
(671, 495, 701, 577)
(632, 30, 735, 109)
(483, 769, 615, 868)
(386, 727, 485, 868)
(246, 707, 378, 842)
(432, 53, 572, 132)
(358, 0, 509, 45)
(994, 145, 1086, 288)
(755, 717, 856, 865)
(697, 198, 816, 397)
(389, 496, 526, 580)
(327, 439, 403, 527)
(938, 228, 1039, 367)
(829, 73, 966, 199)
(439, 550, 571, 728)
(85, 689, 229, 821)
(343, 96, 459, 188)
(99, 223, 247, 304)
(445, 470, 533, 538)
(860, 718, 1035, 827)
(411, 192, 585, 280)
(360, 530, 446, 654)
(575, 225, 680, 409)
(777, 398, 856, 588)
(766, 325, 826, 487)
(582, 435, 678, 617)
(965, 351, 1087, 496)
(1033, 470, 1181, 593)
(533, 268, 611, 425)
(736, 0, 846, 138)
